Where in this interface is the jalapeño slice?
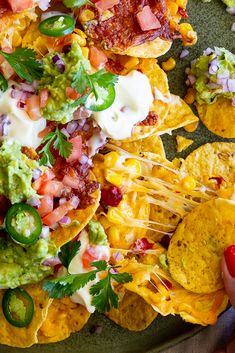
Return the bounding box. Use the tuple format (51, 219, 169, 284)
(2, 288, 34, 327)
(5, 203, 42, 245)
(38, 15, 75, 37)
(85, 85, 116, 112)
(0, 73, 8, 92)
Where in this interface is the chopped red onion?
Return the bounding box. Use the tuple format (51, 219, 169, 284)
(61, 127, 70, 138)
(27, 197, 41, 208)
(66, 121, 78, 134)
(79, 154, 89, 164)
(71, 195, 80, 209)
(52, 54, 65, 73)
(83, 123, 90, 132)
(110, 268, 119, 274)
(203, 47, 213, 56)
(33, 168, 42, 180)
(11, 89, 23, 100)
(113, 251, 124, 262)
(17, 101, 26, 109)
(38, 0, 51, 11)
(59, 197, 67, 205)
(217, 70, 230, 80)
(231, 22, 235, 31)
(40, 226, 50, 239)
(19, 83, 35, 93)
(42, 257, 62, 267)
(226, 7, 235, 15)
(187, 74, 196, 85)
(232, 98, 235, 106)
(180, 49, 189, 59)
(209, 58, 219, 74)
(73, 107, 91, 120)
(214, 47, 222, 56)
(0, 114, 10, 137)
(227, 79, 235, 92)
(59, 216, 71, 225)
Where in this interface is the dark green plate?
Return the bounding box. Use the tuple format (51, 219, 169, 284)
(1, 0, 234, 352)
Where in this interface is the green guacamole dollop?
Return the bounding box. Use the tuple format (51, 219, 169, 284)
(88, 220, 108, 246)
(39, 42, 90, 123)
(222, 0, 235, 7)
(190, 47, 235, 105)
(0, 140, 40, 204)
(0, 236, 57, 289)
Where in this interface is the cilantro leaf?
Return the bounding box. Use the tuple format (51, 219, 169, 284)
(92, 260, 108, 271)
(63, 0, 94, 9)
(58, 240, 81, 269)
(71, 65, 90, 94)
(90, 273, 119, 312)
(0, 48, 43, 83)
(90, 70, 118, 87)
(38, 126, 73, 166)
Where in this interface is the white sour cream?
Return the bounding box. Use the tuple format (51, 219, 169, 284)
(90, 70, 154, 140)
(0, 88, 46, 148)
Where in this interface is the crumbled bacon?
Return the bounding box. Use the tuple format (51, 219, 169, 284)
(82, 0, 172, 50)
(105, 58, 125, 75)
(138, 111, 159, 126)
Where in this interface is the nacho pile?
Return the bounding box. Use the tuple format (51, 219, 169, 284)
(0, 0, 234, 349)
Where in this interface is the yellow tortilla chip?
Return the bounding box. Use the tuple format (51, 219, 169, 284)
(176, 135, 193, 153)
(0, 283, 51, 348)
(123, 38, 172, 58)
(196, 98, 235, 138)
(107, 290, 157, 331)
(167, 198, 235, 294)
(38, 297, 90, 343)
(180, 142, 235, 194)
(51, 172, 100, 247)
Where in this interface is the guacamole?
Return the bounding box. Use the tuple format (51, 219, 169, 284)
(0, 236, 57, 289)
(39, 42, 90, 123)
(189, 47, 235, 105)
(0, 140, 40, 204)
(222, 0, 235, 6)
(88, 220, 108, 246)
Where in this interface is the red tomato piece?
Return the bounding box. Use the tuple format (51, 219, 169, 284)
(26, 95, 41, 121)
(39, 88, 49, 108)
(62, 175, 79, 189)
(33, 170, 55, 191)
(66, 136, 82, 163)
(89, 46, 108, 69)
(38, 180, 64, 197)
(224, 245, 235, 278)
(37, 195, 54, 217)
(137, 6, 161, 31)
(95, 0, 119, 11)
(66, 87, 81, 100)
(42, 201, 73, 227)
(7, 0, 33, 12)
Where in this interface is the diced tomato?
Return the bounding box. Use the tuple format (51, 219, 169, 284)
(95, 0, 119, 11)
(42, 201, 74, 227)
(66, 87, 81, 100)
(132, 238, 154, 252)
(37, 195, 54, 217)
(39, 88, 49, 108)
(178, 7, 188, 19)
(38, 180, 65, 197)
(62, 175, 79, 189)
(7, 0, 33, 12)
(89, 46, 108, 69)
(26, 95, 41, 121)
(137, 6, 162, 31)
(33, 170, 55, 191)
(82, 246, 108, 269)
(66, 136, 82, 163)
(0, 59, 14, 79)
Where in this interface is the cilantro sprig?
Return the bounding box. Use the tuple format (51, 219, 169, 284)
(38, 126, 73, 166)
(63, 0, 94, 8)
(0, 48, 43, 83)
(59, 241, 81, 269)
(43, 260, 132, 312)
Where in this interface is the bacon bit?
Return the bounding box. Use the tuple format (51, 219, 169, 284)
(66, 87, 81, 100)
(101, 185, 123, 207)
(89, 46, 108, 69)
(39, 88, 49, 108)
(138, 111, 159, 126)
(21, 146, 38, 160)
(105, 58, 124, 75)
(137, 6, 161, 31)
(178, 7, 188, 19)
(95, 0, 120, 12)
(132, 238, 154, 252)
(209, 176, 225, 189)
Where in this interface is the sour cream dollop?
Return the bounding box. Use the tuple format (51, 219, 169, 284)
(91, 70, 154, 140)
(0, 88, 46, 148)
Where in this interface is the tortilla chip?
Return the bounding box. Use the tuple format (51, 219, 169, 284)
(107, 290, 157, 331)
(51, 172, 100, 247)
(123, 38, 172, 58)
(154, 95, 199, 135)
(167, 198, 235, 294)
(176, 135, 193, 153)
(180, 142, 235, 194)
(114, 134, 166, 159)
(38, 297, 90, 343)
(196, 98, 235, 138)
(0, 283, 51, 348)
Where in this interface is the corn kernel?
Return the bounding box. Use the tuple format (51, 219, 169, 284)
(176, 0, 187, 8)
(107, 209, 123, 224)
(99, 215, 111, 230)
(161, 57, 176, 72)
(184, 87, 196, 105)
(184, 121, 199, 132)
(105, 170, 123, 186)
(81, 47, 89, 59)
(168, 1, 178, 16)
(79, 9, 95, 22)
(119, 56, 139, 70)
(179, 23, 197, 46)
(181, 175, 196, 191)
(108, 226, 120, 246)
(12, 31, 22, 47)
(71, 33, 86, 47)
(104, 151, 120, 168)
(123, 159, 142, 178)
(74, 28, 87, 38)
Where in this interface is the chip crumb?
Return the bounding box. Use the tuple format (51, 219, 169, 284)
(176, 136, 193, 153)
